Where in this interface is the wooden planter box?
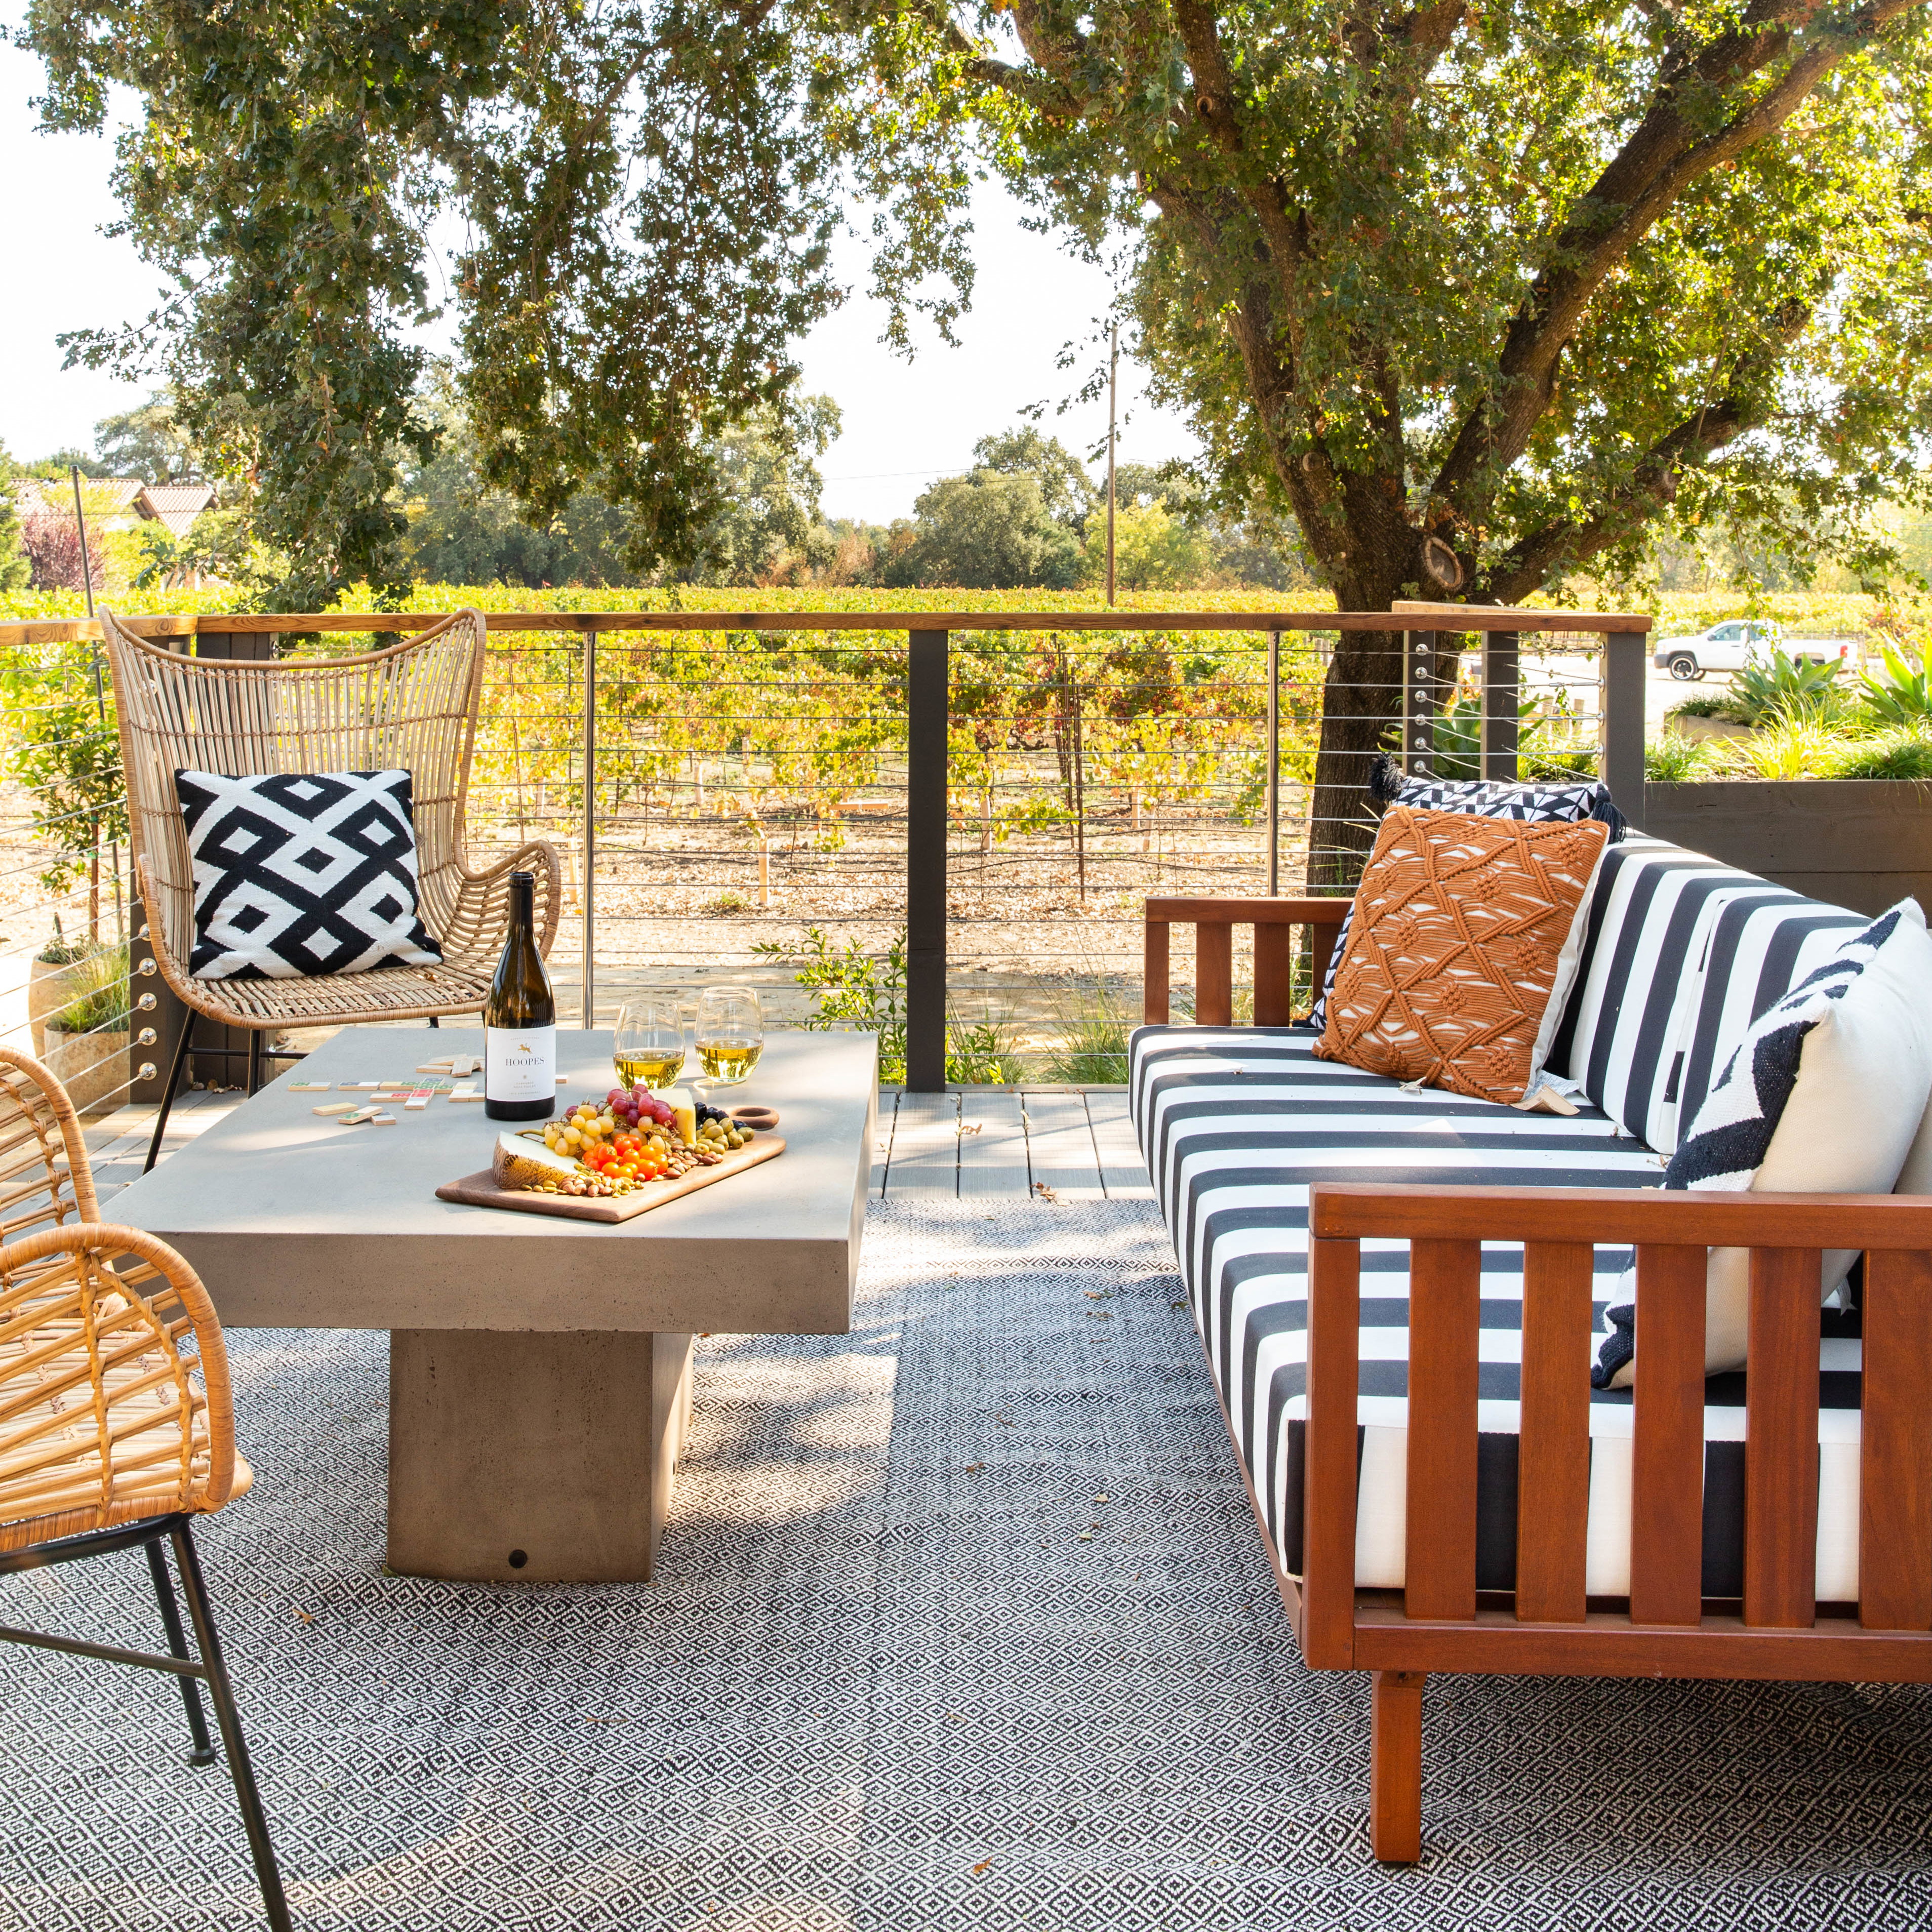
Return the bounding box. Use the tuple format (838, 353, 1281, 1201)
(1644, 779, 1932, 917)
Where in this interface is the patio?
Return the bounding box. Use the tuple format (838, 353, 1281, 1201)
(0, 1063, 1923, 1929)
(6, 1154, 1929, 1930)
(3, 602, 1930, 1928)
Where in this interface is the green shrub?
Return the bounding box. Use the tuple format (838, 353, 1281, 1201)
(53, 944, 130, 1035)
(1857, 647, 1932, 727)
(1826, 728, 1932, 781)
(1729, 648, 1848, 727)
(1645, 735, 1718, 781)
(1667, 692, 1751, 722)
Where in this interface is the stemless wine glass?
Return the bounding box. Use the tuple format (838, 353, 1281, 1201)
(695, 984, 763, 1086)
(613, 996, 687, 1092)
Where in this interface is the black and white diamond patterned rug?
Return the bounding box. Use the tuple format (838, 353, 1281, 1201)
(3, 1202, 1928, 1930)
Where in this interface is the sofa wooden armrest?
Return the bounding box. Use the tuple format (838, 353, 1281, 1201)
(1143, 896, 1351, 1026)
(1301, 1181, 1932, 1861)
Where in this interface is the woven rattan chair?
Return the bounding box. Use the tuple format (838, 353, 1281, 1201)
(0, 1046, 289, 1928)
(100, 606, 561, 1168)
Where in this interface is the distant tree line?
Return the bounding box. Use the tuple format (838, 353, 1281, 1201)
(0, 381, 1309, 596)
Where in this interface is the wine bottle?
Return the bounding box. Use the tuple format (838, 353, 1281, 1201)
(484, 870, 556, 1120)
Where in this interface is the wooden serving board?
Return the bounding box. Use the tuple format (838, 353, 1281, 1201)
(435, 1136, 785, 1224)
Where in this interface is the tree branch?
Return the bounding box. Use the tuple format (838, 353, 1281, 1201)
(1480, 302, 1811, 600)
(1433, 0, 1917, 509)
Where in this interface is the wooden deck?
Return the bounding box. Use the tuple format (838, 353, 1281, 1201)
(84, 1083, 1152, 1209)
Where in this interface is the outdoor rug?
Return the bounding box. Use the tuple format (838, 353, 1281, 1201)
(2, 1199, 1929, 1930)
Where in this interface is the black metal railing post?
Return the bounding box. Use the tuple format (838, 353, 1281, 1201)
(1602, 629, 1647, 830)
(906, 629, 948, 1091)
(1266, 629, 1281, 895)
(1482, 630, 1520, 781)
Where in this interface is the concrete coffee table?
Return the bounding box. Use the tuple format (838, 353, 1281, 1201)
(111, 1026, 875, 1584)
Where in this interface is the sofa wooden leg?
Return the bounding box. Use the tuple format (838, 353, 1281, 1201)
(1370, 1670, 1424, 1863)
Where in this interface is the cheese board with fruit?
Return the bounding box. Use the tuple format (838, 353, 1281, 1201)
(434, 1082, 785, 1223)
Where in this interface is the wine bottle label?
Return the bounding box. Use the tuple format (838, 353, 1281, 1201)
(485, 1025, 556, 1102)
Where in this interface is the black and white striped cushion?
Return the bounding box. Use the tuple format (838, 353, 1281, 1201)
(1547, 837, 1865, 1152)
(1131, 1025, 1867, 1600)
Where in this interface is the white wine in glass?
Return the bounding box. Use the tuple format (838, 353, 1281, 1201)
(613, 998, 686, 1090)
(696, 986, 763, 1085)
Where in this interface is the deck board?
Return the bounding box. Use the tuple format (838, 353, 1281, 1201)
(884, 1091, 961, 1199)
(1021, 1090, 1107, 1201)
(1084, 1092, 1153, 1199)
(957, 1089, 1031, 1198)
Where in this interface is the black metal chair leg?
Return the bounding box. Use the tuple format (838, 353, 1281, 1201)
(169, 1525, 293, 1932)
(246, 1032, 263, 1096)
(427, 1014, 439, 1028)
(144, 1019, 193, 1175)
(145, 1537, 217, 1766)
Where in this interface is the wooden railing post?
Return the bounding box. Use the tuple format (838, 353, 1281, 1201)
(906, 629, 949, 1091)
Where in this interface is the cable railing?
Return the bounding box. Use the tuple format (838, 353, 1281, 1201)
(0, 601, 1652, 1107)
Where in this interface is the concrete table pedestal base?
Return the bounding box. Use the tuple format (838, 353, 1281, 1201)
(387, 1330, 695, 1583)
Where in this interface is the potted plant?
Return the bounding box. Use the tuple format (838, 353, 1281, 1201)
(42, 944, 131, 1118)
(27, 918, 95, 1059)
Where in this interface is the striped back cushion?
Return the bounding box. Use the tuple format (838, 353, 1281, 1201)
(1550, 836, 1866, 1152)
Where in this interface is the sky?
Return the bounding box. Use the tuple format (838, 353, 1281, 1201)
(0, 37, 1201, 526)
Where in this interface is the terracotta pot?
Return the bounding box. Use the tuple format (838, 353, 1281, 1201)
(27, 958, 91, 1059)
(41, 1024, 131, 1118)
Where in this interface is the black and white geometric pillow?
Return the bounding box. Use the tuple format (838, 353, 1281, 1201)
(1303, 756, 1628, 1031)
(1367, 752, 1630, 838)
(1591, 903, 1914, 1386)
(175, 769, 444, 981)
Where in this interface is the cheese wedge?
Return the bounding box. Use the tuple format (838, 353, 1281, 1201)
(651, 1086, 697, 1147)
(492, 1132, 583, 1191)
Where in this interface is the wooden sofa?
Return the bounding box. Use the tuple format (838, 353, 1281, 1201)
(1133, 854, 1932, 1863)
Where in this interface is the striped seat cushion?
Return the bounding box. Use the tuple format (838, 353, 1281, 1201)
(1550, 836, 1867, 1153)
(1131, 1025, 1866, 1600)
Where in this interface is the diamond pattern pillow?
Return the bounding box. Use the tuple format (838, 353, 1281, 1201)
(174, 769, 444, 980)
(1313, 804, 1610, 1104)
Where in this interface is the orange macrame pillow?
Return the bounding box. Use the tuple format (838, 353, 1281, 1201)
(1313, 803, 1610, 1105)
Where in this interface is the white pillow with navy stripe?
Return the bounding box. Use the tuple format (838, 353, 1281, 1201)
(1594, 900, 1932, 1386)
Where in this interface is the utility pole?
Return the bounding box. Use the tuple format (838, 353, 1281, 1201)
(1105, 323, 1118, 607)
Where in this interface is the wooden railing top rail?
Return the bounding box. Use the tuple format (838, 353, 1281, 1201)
(0, 603, 1657, 650)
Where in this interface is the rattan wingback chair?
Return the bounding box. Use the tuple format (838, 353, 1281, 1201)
(100, 606, 562, 1167)
(0, 1046, 289, 1928)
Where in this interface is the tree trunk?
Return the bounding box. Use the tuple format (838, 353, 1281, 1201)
(1307, 630, 1402, 891)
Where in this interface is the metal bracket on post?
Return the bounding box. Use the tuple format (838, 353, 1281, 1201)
(1601, 629, 1647, 832)
(1403, 631, 1438, 777)
(1482, 630, 1520, 781)
(906, 629, 948, 1092)
(581, 618, 597, 1028)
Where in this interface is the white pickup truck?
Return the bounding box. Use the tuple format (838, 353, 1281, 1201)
(1652, 620, 1856, 681)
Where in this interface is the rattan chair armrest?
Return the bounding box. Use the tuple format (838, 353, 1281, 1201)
(0, 1222, 237, 1512)
(450, 839, 564, 960)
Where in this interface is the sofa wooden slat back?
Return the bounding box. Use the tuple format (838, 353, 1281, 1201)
(1863, 1250, 1932, 1630)
(1749, 1250, 1824, 1628)
(1633, 1244, 1708, 1628)
(1404, 1240, 1481, 1623)
(1142, 897, 1348, 1025)
(1516, 1243, 1592, 1624)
